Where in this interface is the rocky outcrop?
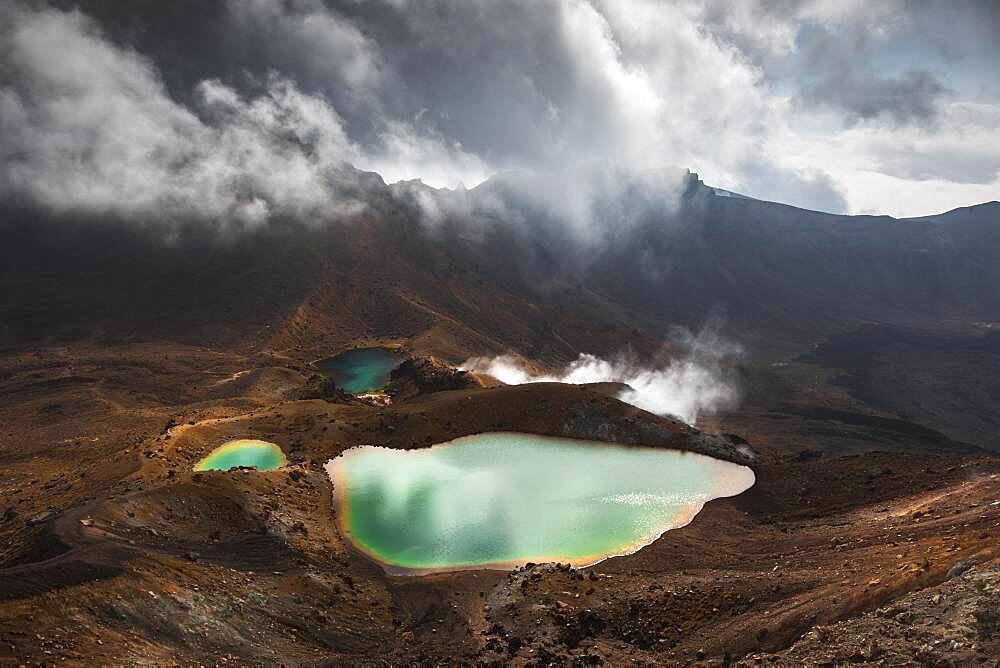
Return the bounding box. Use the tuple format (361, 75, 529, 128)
(561, 400, 756, 466)
(288, 374, 354, 403)
(387, 356, 482, 400)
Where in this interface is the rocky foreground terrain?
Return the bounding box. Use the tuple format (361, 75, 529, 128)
(0, 339, 997, 666)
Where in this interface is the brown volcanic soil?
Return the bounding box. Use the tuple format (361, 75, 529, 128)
(0, 210, 664, 365)
(0, 339, 998, 666)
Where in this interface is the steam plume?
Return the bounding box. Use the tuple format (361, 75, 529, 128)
(463, 324, 742, 425)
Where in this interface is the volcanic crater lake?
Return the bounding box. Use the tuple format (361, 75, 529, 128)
(316, 347, 405, 394)
(194, 439, 287, 472)
(325, 433, 755, 574)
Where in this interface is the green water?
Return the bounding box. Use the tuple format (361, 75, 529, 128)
(194, 439, 287, 472)
(316, 347, 405, 394)
(326, 433, 755, 573)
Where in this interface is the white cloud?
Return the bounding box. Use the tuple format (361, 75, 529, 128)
(0, 6, 370, 231)
(356, 120, 492, 189)
(538, 1, 854, 213)
(766, 100, 1000, 216)
(562, 0, 772, 178)
(0, 4, 499, 228)
(554, 0, 998, 215)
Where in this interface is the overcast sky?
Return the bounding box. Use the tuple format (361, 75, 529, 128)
(2, 0, 998, 220)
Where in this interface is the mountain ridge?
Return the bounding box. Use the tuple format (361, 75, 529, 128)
(1, 167, 997, 361)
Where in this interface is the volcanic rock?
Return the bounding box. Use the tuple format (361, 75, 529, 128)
(290, 374, 354, 402)
(387, 356, 482, 400)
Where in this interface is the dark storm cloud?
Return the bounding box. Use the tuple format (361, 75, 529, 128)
(35, 1, 770, 177)
(788, 15, 951, 127)
(322, 0, 583, 167)
(696, 0, 1000, 127)
(800, 68, 948, 127)
(43, 0, 574, 167)
(2, 0, 999, 220)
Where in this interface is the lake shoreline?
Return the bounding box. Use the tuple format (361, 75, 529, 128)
(325, 432, 755, 575)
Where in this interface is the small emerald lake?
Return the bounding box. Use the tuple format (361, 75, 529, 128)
(194, 440, 286, 472)
(315, 347, 405, 394)
(325, 433, 754, 574)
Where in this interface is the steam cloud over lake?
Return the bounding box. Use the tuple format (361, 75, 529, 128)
(463, 325, 742, 425)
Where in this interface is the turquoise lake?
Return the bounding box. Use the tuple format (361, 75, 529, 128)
(325, 433, 755, 574)
(316, 347, 405, 393)
(194, 440, 287, 472)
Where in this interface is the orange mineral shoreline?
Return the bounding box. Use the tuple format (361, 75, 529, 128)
(324, 433, 755, 576)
